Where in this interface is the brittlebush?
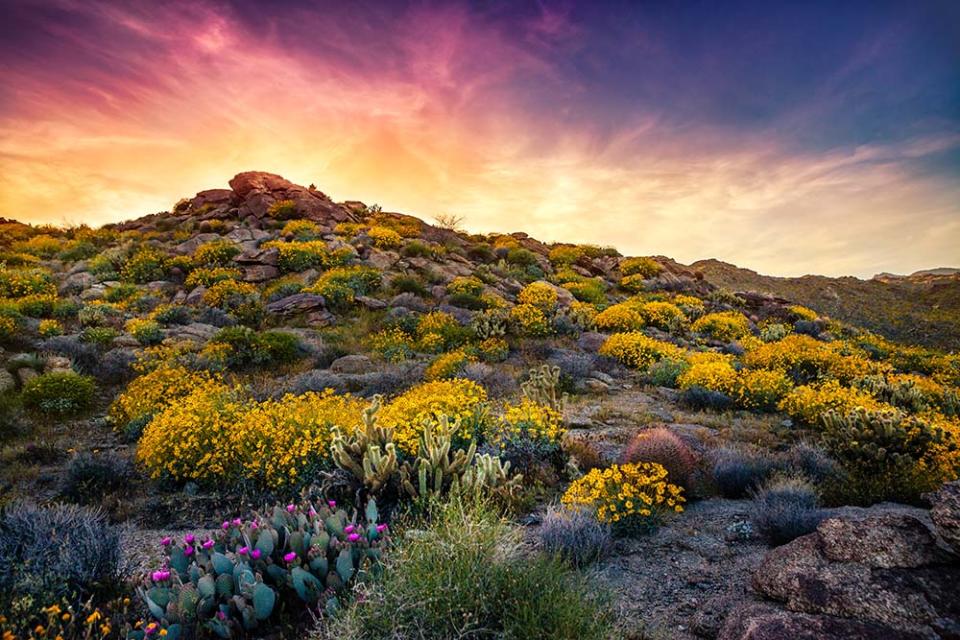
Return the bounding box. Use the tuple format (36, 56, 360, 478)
(377, 379, 488, 455)
(778, 380, 886, 425)
(599, 332, 685, 370)
(492, 398, 565, 445)
(562, 462, 684, 531)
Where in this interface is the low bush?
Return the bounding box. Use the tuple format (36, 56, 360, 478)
(620, 256, 662, 278)
(22, 371, 96, 415)
(691, 311, 751, 342)
(60, 452, 135, 504)
(208, 326, 302, 369)
(0, 503, 123, 608)
(321, 499, 614, 639)
(708, 446, 777, 498)
(598, 332, 685, 370)
(538, 505, 612, 567)
(681, 385, 734, 411)
(750, 475, 824, 545)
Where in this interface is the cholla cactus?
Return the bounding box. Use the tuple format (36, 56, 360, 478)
(330, 396, 398, 494)
(521, 364, 568, 413)
(820, 407, 954, 469)
(399, 415, 522, 501)
(470, 309, 508, 339)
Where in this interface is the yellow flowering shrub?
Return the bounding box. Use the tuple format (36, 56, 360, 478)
(202, 279, 257, 307)
(677, 361, 738, 394)
(548, 245, 583, 265)
(619, 274, 649, 293)
(599, 332, 685, 370)
(495, 398, 564, 444)
(562, 279, 607, 304)
(509, 303, 551, 336)
(230, 390, 366, 488)
(281, 219, 321, 239)
(691, 311, 751, 341)
(0, 315, 19, 342)
(620, 257, 662, 278)
(477, 336, 509, 362)
(425, 349, 475, 381)
(370, 327, 415, 362)
(744, 334, 885, 384)
(137, 381, 248, 483)
(594, 303, 645, 332)
(778, 380, 885, 425)
(125, 317, 163, 345)
(262, 240, 331, 272)
(446, 276, 484, 298)
(673, 294, 705, 314)
(377, 379, 489, 455)
(416, 310, 464, 349)
(13, 233, 62, 258)
(562, 462, 684, 530)
(789, 305, 819, 321)
(638, 301, 686, 330)
(368, 226, 403, 249)
(0, 267, 56, 298)
(517, 281, 558, 312)
(267, 199, 298, 218)
(193, 240, 240, 267)
(38, 318, 63, 337)
(110, 365, 221, 431)
(685, 351, 734, 366)
(734, 369, 793, 411)
(185, 267, 241, 288)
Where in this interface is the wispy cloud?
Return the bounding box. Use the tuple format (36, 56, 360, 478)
(0, 0, 956, 277)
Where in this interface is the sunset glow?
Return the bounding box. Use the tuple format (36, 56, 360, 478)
(1, 0, 958, 277)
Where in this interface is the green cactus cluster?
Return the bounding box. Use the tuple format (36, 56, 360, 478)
(134, 499, 387, 639)
(470, 309, 508, 340)
(331, 398, 522, 503)
(853, 374, 931, 413)
(820, 406, 956, 470)
(521, 364, 568, 413)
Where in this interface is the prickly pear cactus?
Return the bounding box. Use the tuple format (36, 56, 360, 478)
(134, 498, 389, 638)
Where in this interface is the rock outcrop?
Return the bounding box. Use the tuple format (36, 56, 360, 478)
(720, 494, 960, 640)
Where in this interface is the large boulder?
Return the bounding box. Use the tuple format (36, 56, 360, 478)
(266, 293, 327, 316)
(228, 171, 358, 224)
(749, 511, 960, 636)
(930, 481, 960, 556)
(718, 603, 929, 640)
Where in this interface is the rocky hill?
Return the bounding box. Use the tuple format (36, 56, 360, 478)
(1, 171, 958, 640)
(691, 259, 960, 352)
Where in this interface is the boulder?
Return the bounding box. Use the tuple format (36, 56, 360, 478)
(330, 354, 374, 375)
(752, 513, 960, 634)
(228, 171, 358, 223)
(930, 481, 960, 556)
(0, 369, 16, 394)
(243, 265, 280, 282)
(577, 332, 607, 353)
(266, 293, 327, 316)
(174, 233, 223, 255)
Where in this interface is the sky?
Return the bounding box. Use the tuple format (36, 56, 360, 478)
(1, 0, 958, 278)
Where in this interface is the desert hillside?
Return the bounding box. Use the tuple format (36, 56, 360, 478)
(1, 172, 958, 640)
(691, 259, 960, 352)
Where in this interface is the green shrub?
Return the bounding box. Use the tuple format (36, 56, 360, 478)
(209, 326, 302, 369)
(390, 275, 426, 297)
(81, 326, 119, 347)
(103, 282, 139, 302)
(22, 371, 96, 415)
(322, 499, 614, 639)
(620, 256, 662, 278)
(121, 247, 168, 283)
(193, 240, 240, 266)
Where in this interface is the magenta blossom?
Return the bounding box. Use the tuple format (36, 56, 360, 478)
(327, 500, 336, 508)
(161, 536, 172, 546)
(250, 521, 258, 530)
(232, 518, 242, 527)
(344, 524, 355, 534)
(251, 549, 262, 560)
(183, 545, 194, 557)
(376, 524, 388, 534)
(308, 508, 317, 517)
(283, 552, 297, 563)
(238, 546, 249, 556)
(286, 504, 296, 513)
(202, 539, 215, 550)
(217, 611, 226, 621)
(221, 521, 230, 530)
(151, 570, 170, 582)
(184, 534, 196, 545)
(347, 533, 361, 543)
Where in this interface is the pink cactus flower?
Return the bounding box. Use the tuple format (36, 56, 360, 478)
(238, 546, 249, 556)
(327, 500, 336, 508)
(283, 552, 297, 563)
(217, 611, 226, 621)
(202, 539, 215, 550)
(348, 533, 361, 543)
(183, 545, 194, 556)
(161, 536, 172, 546)
(286, 504, 296, 513)
(376, 524, 388, 534)
(250, 521, 258, 530)
(251, 549, 262, 560)
(344, 524, 355, 534)
(184, 534, 195, 545)
(221, 521, 230, 530)
(232, 518, 242, 526)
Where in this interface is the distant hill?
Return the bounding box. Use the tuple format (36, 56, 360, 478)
(691, 259, 960, 351)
